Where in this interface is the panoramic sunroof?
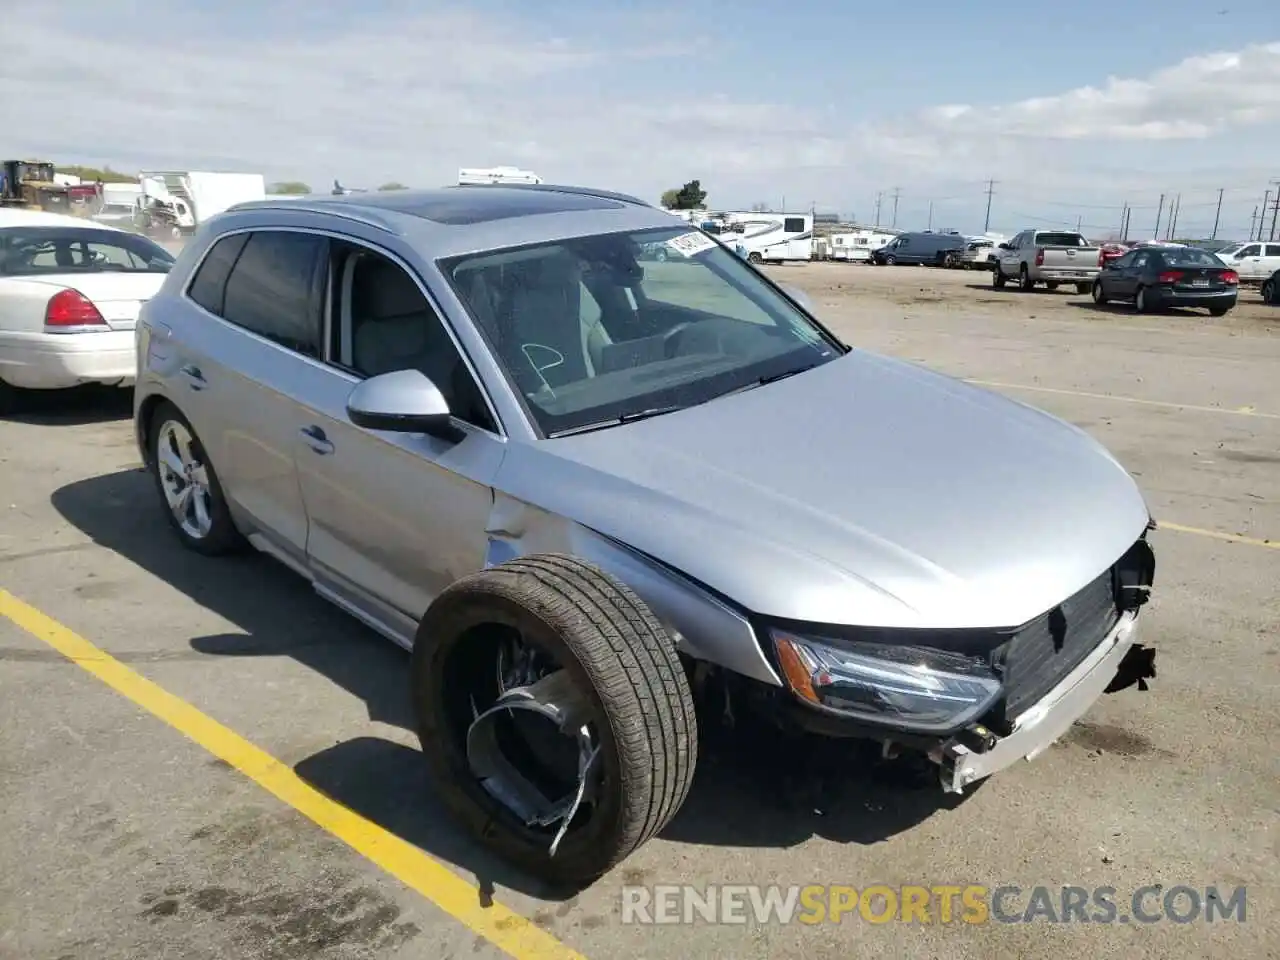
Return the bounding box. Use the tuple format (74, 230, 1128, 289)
(346, 188, 625, 225)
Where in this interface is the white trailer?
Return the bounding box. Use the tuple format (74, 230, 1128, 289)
(714, 213, 814, 263)
(458, 166, 542, 185)
(136, 171, 266, 237)
(830, 229, 897, 262)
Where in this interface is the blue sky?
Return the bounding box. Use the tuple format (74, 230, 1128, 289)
(4, 0, 1279, 239)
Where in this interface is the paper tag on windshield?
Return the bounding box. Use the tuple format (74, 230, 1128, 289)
(664, 231, 718, 258)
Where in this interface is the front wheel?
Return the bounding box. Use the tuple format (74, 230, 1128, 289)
(992, 264, 1006, 289)
(884, 254, 896, 266)
(1092, 280, 1109, 305)
(148, 401, 244, 555)
(412, 554, 698, 885)
(747, 252, 763, 264)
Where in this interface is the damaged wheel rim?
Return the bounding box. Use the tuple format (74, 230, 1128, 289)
(453, 629, 606, 857)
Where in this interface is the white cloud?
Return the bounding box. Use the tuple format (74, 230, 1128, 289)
(1, 4, 1277, 230)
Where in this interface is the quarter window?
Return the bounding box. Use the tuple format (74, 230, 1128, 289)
(187, 233, 250, 316)
(220, 231, 326, 357)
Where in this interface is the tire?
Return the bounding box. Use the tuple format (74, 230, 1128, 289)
(1019, 265, 1034, 291)
(1209, 306, 1230, 317)
(148, 401, 245, 555)
(1045, 281, 1059, 291)
(747, 252, 762, 264)
(885, 254, 896, 266)
(992, 264, 1006, 289)
(654, 247, 668, 263)
(1076, 283, 1091, 295)
(1262, 279, 1276, 304)
(1092, 280, 1109, 305)
(412, 554, 698, 885)
(0, 379, 23, 417)
(1134, 285, 1149, 314)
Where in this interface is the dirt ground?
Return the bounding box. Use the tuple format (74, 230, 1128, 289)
(1, 261, 1277, 960)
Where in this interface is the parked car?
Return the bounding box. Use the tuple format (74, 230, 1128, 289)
(0, 210, 175, 413)
(1098, 242, 1132, 266)
(91, 201, 139, 229)
(1214, 241, 1280, 283)
(134, 184, 1158, 884)
(960, 238, 996, 270)
(1092, 244, 1238, 315)
(993, 229, 1101, 292)
(871, 231, 969, 266)
(1262, 268, 1280, 305)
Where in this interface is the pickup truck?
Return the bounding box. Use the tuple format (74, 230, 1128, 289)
(993, 229, 1101, 292)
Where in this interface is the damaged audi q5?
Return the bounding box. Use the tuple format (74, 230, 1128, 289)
(133, 183, 1158, 885)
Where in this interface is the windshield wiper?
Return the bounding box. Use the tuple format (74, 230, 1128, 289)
(548, 404, 689, 438)
(712, 363, 820, 401)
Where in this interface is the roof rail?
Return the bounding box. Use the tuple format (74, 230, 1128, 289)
(224, 198, 400, 235)
(454, 182, 652, 209)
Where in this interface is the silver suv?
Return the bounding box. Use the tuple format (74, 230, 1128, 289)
(135, 184, 1158, 885)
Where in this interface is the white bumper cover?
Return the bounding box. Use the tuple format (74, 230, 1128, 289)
(0, 330, 136, 390)
(938, 612, 1140, 792)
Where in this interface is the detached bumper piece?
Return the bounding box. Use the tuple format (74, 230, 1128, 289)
(936, 614, 1151, 793)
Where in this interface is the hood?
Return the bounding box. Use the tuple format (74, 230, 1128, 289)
(497, 351, 1150, 630)
(13, 273, 166, 329)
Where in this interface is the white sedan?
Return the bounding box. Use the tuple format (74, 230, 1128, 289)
(0, 210, 175, 412)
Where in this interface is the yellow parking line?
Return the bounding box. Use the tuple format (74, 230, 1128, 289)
(965, 379, 1280, 419)
(1157, 521, 1279, 550)
(0, 588, 586, 960)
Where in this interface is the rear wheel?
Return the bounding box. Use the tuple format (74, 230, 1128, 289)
(148, 401, 244, 555)
(1134, 285, 1150, 314)
(747, 252, 763, 264)
(0, 380, 22, 417)
(1209, 305, 1231, 317)
(1019, 265, 1034, 291)
(412, 554, 698, 885)
(1262, 278, 1276, 304)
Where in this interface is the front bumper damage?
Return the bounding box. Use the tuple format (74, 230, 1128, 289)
(933, 612, 1155, 793)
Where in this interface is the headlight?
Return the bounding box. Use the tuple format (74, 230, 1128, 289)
(770, 628, 1002, 734)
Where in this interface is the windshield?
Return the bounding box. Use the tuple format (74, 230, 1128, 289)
(441, 225, 844, 437)
(0, 227, 174, 276)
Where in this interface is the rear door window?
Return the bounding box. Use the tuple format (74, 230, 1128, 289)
(219, 231, 327, 357)
(187, 233, 250, 316)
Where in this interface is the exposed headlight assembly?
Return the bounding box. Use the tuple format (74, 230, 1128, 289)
(770, 628, 1003, 734)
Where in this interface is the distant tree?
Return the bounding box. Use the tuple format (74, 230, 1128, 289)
(750, 202, 769, 212)
(268, 181, 311, 195)
(377, 181, 409, 191)
(56, 164, 136, 183)
(663, 180, 707, 210)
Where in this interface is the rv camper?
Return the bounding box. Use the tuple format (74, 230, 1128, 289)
(712, 213, 814, 264)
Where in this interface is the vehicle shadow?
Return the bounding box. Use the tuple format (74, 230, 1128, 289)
(2, 385, 133, 426)
(52, 467, 970, 898)
(1065, 301, 1207, 318)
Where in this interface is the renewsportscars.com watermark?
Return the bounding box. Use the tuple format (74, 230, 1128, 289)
(620, 884, 1247, 926)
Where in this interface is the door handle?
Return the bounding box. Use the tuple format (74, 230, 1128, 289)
(179, 363, 206, 390)
(299, 425, 334, 455)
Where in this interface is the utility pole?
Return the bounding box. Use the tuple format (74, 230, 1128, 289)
(891, 187, 901, 229)
(1167, 193, 1181, 241)
(873, 192, 883, 228)
(1258, 191, 1270, 241)
(927, 200, 933, 231)
(1076, 214, 1083, 233)
(1153, 193, 1165, 240)
(983, 179, 997, 233)
(1211, 188, 1223, 240)
(1269, 180, 1280, 240)
(1250, 206, 1259, 240)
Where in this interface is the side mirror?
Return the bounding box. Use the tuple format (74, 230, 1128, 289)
(346, 369, 463, 442)
(779, 283, 813, 313)
(997, 243, 1010, 251)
